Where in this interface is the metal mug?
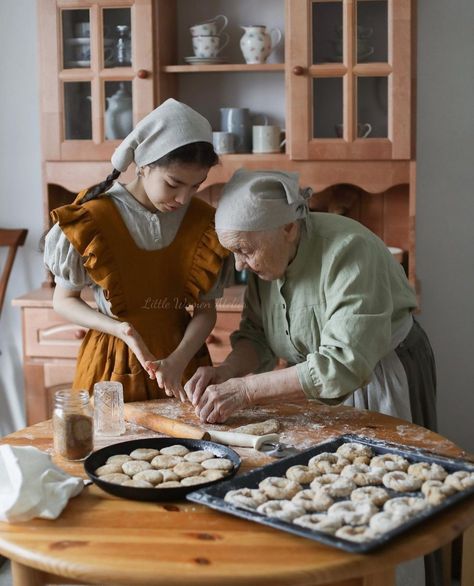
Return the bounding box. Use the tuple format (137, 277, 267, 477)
(212, 131, 235, 154)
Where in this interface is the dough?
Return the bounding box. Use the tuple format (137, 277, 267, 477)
(259, 476, 302, 499)
(180, 476, 209, 486)
(311, 476, 356, 499)
(335, 525, 375, 542)
(421, 479, 456, 505)
(95, 463, 124, 476)
(122, 460, 152, 476)
(341, 463, 383, 486)
(291, 489, 333, 512)
(234, 419, 280, 435)
(122, 479, 153, 488)
(336, 442, 373, 464)
(370, 454, 409, 472)
(106, 454, 132, 465)
(294, 513, 342, 534)
(201, 458, 233, 470)
(370, 511, 406, 534)
(129, 448, 160, 461)
(285, 465, 318, 484)
(161, 469, 179, 482)
(224, 488, 268, 510)
(160, 445, 190, 457)
(151, 455, 182, 469)
(327, 500, 377, 526)
(445, 470, 474, 491)
(382, 471, 423, 492)
(256, 500, 305, 522)
(407, 462, 448, 481)
(383, 496, 428, 517)
(184, 450, 215, 463)
(308, 452, 349, 474)
(201, 469, 227, 481)
(100, 473, 130, 485)
(157, 481, 182, 488)
(133, 470, 164, 485)
(309, 473, 339, 490)
(351, 486, 390, 507)
(173, 462, 204, 478)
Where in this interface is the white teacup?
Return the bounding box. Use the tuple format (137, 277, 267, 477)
(192, 34, 229, 58)
(190, 15, 228, 37)
(252, 125, 285, 153)
(212, 131, 235, 154)
(335, 123, 372, 138)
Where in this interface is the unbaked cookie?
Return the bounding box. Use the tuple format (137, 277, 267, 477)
(336, 443, 373, 464)
(122, 460, 152, 476)
(335, 525, 375, 542)
(370, 511, 406, 534)
(129, 448, 160, 461)
(421, 479, 456, 505)
(201, 469, 227, 481)
(308, 452, 349, 474)
(201, 458, 233, 471)
(173, 462, 204, 479)
(311, 476, 356, 499)
(95, 463, 125, 476)
(122, 478, 153, 488)
(293, 513, 342, 534)
(161, 469, 179, 482)
(370, 454, 409, 472)
(291, 489, 333, 512)
(157, 481, 182, 488)
(407, 462, 448, 482)
(106, 454, 132, 466)
(327, 500, 377, 526)
(382, 471, 423, 492)
(100, 473, 131, 485)
(259, 477, 302, 499)
(180, 476, 209, 486)
(286, 465, 318, 484)
(341, 463, 383, 486)
(151, 454, 182, 469)
(160, 445, 190, 457)
(383, 496, 428, 517)
(351, 486, 390, 507)
(184, 450, 215, 463)
(225, 488, 268, 510)
(133, 469, 164, 485)
(256, 500, 305, 522)
(445, 470, 474, 491)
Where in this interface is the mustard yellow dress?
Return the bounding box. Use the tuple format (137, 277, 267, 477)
(51, 194, 229, 402)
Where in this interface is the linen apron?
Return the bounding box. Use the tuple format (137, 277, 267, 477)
(51, 195, 228, 402)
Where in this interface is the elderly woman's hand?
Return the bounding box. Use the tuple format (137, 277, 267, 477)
(193, 377, 251, 423)
(184, 364, 233, 404)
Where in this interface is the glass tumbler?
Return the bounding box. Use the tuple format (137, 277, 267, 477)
(93, 381, 125, 436)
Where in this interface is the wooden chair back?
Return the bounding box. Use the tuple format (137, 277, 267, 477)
(0, 228, 28, 318)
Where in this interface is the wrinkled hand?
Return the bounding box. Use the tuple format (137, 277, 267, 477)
(146, 357, 186, 402)
(116, 321, 155, 378)
(193, 377, 251, 423)
(183, 365, 232, 405)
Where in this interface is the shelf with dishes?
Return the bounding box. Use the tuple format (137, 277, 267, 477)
(163, 63, 284, 73)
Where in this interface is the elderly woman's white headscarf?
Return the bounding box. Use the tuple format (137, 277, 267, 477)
(111, 98, 212, 172)
(215, 169, 312, 231)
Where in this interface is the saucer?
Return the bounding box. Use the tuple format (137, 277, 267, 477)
(184, 56, 227, 64)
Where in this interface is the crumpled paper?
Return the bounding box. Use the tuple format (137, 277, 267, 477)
(0, 444, 84, 523)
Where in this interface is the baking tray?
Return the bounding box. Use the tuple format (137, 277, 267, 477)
(84, 437, 241, 502)
(187, 434, 474, 553)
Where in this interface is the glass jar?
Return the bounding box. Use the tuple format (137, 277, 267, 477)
(53, 389, 94, 461)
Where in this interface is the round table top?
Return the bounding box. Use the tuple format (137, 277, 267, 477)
(1, 400, 473, 586)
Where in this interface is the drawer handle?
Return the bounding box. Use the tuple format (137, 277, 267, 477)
(292, 65, 305, 76)
(137, 69, 150, 79)
(74, 329, 87, 340)
(206, 334, 221, 345)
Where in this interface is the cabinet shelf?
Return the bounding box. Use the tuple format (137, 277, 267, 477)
(163, 63, 285, 74)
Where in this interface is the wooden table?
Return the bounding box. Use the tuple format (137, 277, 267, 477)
(1, 400, 473, 586)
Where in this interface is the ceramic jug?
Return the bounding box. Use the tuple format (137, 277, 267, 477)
(240, 25, 282, 64)
(220, 107, 251, 153)
(105, 84, 133, 140)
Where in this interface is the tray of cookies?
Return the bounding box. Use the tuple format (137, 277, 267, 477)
(186, 434, 474, 553)
(84, 437, 240, 501)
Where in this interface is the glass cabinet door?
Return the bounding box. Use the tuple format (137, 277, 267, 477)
(288, 0, 413, 160)
(42, 0, 153, 161)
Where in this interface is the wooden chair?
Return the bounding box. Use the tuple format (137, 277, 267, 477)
(0, 228, 28, 318)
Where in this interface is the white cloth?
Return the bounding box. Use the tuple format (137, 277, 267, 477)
(111, 98, 213, 172)
(215, 169, 312, 231)
(0, 445, 84, 523)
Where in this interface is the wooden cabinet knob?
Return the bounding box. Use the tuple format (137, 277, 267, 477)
(137, 69, 149, 79)
(206, 334, 219, 345)
(74, 329, 87, 340)
(292, 66, 305, 76)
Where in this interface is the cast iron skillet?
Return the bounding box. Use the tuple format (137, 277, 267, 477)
(84, 437, 241, 502)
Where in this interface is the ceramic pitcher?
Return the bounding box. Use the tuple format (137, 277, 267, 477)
(240, 25, 282, 64)
(220, 107, 251, 153)
(105, 84, 133, 140)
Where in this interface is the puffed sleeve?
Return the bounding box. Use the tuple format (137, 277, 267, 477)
(296, 235, 395, 401)
(230, 272, 278, 373)
(43, 222, 92, 290)
(199, 254, 235, 300)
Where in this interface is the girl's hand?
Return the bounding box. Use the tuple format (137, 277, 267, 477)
(194, 377, 251, 423)
(146, 357, 187, 402)
(116, 321, 156, 378)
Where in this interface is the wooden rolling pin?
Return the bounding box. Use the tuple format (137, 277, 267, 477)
(123, 405, 210, 440)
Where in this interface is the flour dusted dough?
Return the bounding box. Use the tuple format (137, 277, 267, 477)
(201, 469, 226, 481)
(201, 458, 233, 471)
(256, 500, 305, 522)
(122, 460, 152, 476)
(122, 479, 154, 488)
(233, 419, 280, 435)
(180, 476, 209, 486)
(100, 473, 130, 485)
(184, 450, 215, 463)
(173, 462, 204, 478)
(133, 470, 164, 485)
(106, 454, 132, 465)
(151, 455, 182, 469)
(129, 448, 160, 461)
(160, 445, 190, 457)
(95, 463, 125, 476)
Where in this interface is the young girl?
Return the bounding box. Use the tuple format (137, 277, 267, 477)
(44, 99, 230, 403)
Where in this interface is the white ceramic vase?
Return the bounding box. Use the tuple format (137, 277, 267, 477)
(240, 25, 282, 64)
(105, 84, 133, 140)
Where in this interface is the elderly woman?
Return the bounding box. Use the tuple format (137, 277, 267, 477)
(185, 169, 437, 430)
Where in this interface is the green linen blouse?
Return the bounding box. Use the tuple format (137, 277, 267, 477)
(230, 212, 417, 402)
